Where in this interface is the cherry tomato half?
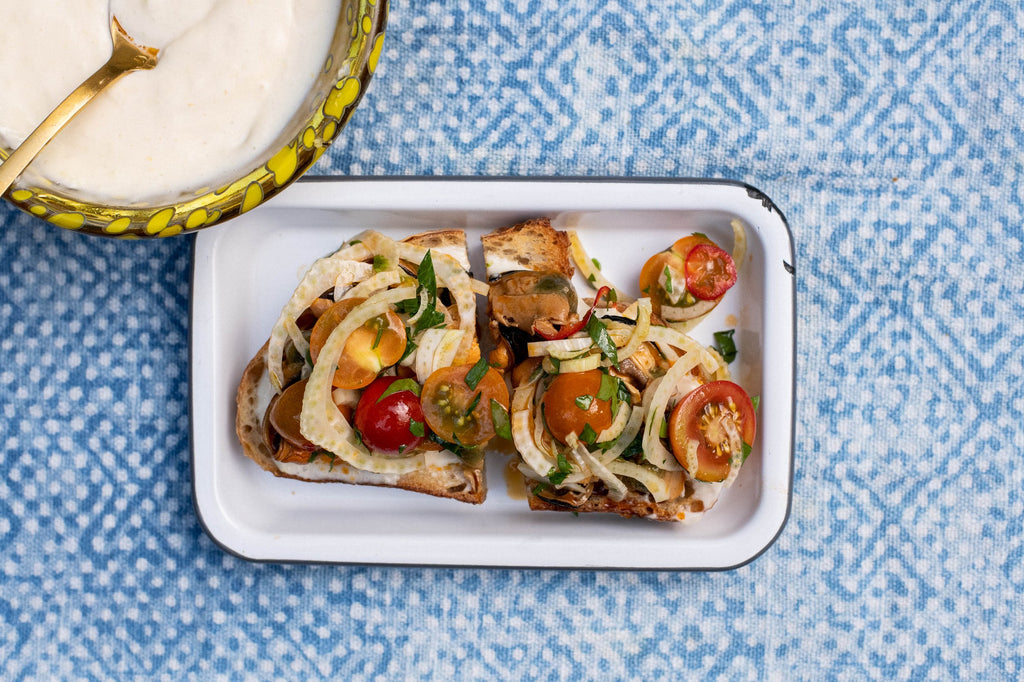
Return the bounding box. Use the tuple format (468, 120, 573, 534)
(421, 364, 509, 446)
(639, 234, 737, 314)
(668, 381, 756, 482)
(309, 298, 407, 390)
(353, 376, 427, 454)
(684, 243, 737, 301)
(540, 369, 613, 445)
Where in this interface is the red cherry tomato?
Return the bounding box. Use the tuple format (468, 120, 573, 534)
(668, 381, 756, 482)
(683, 243, 737, 301)
(353, 376, 427, 454)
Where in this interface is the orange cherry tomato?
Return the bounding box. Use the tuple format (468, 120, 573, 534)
(639, 234, 736, 313)
(668, 381, 756, 482)
(309, 298, 406, 390)
(638, 250, 685, 315)
(421, 364, 509, 446)
(540, 369, 613, 445)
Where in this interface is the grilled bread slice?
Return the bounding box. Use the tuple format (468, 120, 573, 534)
(234, 229, 492, 504)
(482, 219, 751, 522)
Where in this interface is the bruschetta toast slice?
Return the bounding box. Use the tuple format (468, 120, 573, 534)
(483, 219, 756, 521)
(235, 229, 508, 504)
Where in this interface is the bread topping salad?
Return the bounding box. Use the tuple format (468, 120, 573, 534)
(235, 220, 758, 522)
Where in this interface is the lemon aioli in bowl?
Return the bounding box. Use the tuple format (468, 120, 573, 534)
(0, 0, 343, 203)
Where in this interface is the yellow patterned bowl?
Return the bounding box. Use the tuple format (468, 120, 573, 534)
(0, 0, 386, 239)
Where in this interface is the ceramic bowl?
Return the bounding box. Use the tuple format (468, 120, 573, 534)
(0, 0, 386, 238)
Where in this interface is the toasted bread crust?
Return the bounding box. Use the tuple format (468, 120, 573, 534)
(235, 343, 486, 503)
(527, 489, 703, 522)
(481, 218, 574, 279)
(404, 229, 472, 271)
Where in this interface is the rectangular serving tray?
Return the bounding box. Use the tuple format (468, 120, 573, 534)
(190, 177, 795, 569)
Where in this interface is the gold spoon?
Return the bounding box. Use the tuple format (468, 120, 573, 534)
(0, 16, 159, 196)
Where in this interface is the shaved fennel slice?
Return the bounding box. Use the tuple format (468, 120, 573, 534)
(343, 269, 402, 300)
(731, 219, 747, 273)
(615, 298, 652, 363)
(512, 410, 556, 480)
(394, 242, 477, 359)
(642, 351, 702, 471)
(300, 286, 423, 474)
(566, 434, 627, 501)
(510, 381, 557, 479)
(605, 461, 683, 503)
(556, 353, 603, 374)
(644, 326, 720, 375)
(431, 329, 465, 372)
(414, 329, 448, 383)
(413, 328, 464, 383)
(266, 258, 374, 391)
(527, 332, 630, 359)
(597, 404, 645, 465)
(358, 231, 399, 271)
(567, 230, 630, 302)
(596, 401, 632, 445)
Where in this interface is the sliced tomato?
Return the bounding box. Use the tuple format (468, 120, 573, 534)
(353, 376, 426, 454)
(640, 234, 737, 314)
(684, 243, 737, 301)
(309, 298, 407, 390)
(668, 381, 756, 482)
(540, 369, 613, 445)
(421, 364, 509, 446)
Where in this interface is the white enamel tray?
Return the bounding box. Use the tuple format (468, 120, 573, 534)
(190, 177, 795, 569)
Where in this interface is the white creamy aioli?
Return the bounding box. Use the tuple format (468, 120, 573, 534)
(0, 0, 342, 202)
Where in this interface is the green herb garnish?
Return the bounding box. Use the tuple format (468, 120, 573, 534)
(372, 254, 389, 272)
(409, 419, 425, 438)
(464, 391, 482, 417)
(575, 395, 594, 410)
(411, 251, 447, 334)
(713, 329, 737, 363)
(428, 432, 479, 462)
(377, 378, 422, 403)
(464, 356, 490, 390)
(547, 451, 572, 485)
(490, 399, 512, 440)
(586, 315, 618, 366)
(580, 423, 598, 445)
(597, 373, 618, 401)
(663, 266, 674, 294)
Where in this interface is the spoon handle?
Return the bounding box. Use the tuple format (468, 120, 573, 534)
(0, 17, 158, 197)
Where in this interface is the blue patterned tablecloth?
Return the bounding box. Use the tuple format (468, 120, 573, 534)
(2, 1, 1022, 678)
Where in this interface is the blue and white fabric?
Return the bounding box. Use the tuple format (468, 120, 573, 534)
(1, 1, 1022, 678)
